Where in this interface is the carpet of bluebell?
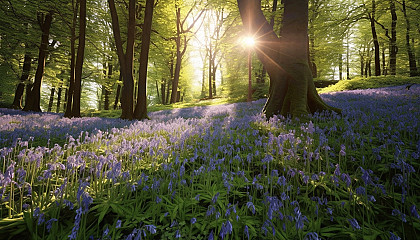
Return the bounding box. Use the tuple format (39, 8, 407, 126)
(0, 85, 419, 239)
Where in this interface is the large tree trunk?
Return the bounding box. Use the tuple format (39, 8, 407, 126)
(171, 8, 184, 104)
(369, 0, 381, 76)
(108, 0, 135, 119)
(23, 12, 53, 112)
(71, 0, 86, 118)
(402, 0, 418, 76)
(237, 0, 340, 119)
(389, 0, 397, 75)
(64, 0, 78, 118)
(133, 0, 154, 120)
(12, 50, 31, 109)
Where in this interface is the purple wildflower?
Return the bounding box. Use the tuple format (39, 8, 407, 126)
(389, 232, 401, 240)
(348, 218, 361, 230)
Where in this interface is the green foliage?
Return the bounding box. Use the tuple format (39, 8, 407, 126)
(319, 75, 420, 93)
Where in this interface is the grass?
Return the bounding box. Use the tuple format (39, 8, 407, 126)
(82, 76, 420, 119)
(318, 76, 420, 94)
(0, 80, 419, 240)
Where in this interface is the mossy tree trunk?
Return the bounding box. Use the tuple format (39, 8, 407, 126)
(237, 0, 340, 119)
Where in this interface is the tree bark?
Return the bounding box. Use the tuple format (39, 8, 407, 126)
(133, 0, 154, 120)
(369, 0, 381, 76)
(23, 12, 53, 112)
(171, 8, 184, 104)
(104, 63, 112, 110)
(113, 73, 122, 110)
(402, 0, 418, 76)
(12, 50, 31, 109)
(389, 0, 397, 75)
(64, 0, 78, 118)
(47, 87, 55, 112)
(71, 0, 86, 118)
(108, 0, 135, 119)
(208, 44, 213, 99)
(56, 84, 62, 113)
(237, 0, 340, 119)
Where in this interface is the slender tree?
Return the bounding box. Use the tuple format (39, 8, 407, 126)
(64, 0, 79, 117)
(389, 0, 397, 75)
(108, 0, 136, 119)
(133, 0, 155, 120)
(23, 11, 53, 112)
(237, 0, 340, 119)
(11, 49, 31, 109)
(72, 0, 86, 117)
(170, 3, 205, 103)
(368, 0, 381, 76)
(401, 0, 418, 76)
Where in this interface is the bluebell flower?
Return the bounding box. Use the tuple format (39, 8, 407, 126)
(208, 230, 214, 240)
(355, 186, 366, 196)
(175, 229, 181, 238)
(389, 232, 401, 240)
(116, 220, 122, 228)
(341, 173, 351, 187)
(410, 205, 420, 219)
(103, 227, 109, 237)
(294, 207, 308, 230)
(46, 218, 57, 232)
(145, 224, 156, 234)
(244, 225, 249, 240)
(212, 192, 220, 204)
(246, 201, 255, 214)
(170, 220, 178, 227)
(348, 218, 361, 230)
(304, 232, 320, 240)
(191, 218, 197, 224)
(219, 220, 233, 239)
(339, 144, 346, 156)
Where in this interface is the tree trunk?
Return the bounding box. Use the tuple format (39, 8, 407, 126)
(64, 0, 78, 118)
(63, 87, 68, 112)
(23, 12, 53, 112)
(212, 61, 217, 96)
(208, 44, 213, 99)
(108, 0, 135, 119)
(346, 33, 350, 79)
(369, 0, 381, 76)
(56, 84, 62, 113)
(382, 45, 387, 75)
(389, 0, 397, 75)
(71, 0, 86, 118)
(167, 58, 174, 104)
(338, 54, 343, 80)
(113, 73, 122, 110)
(104, 63, 112, 110)
(237, 0, 339, 119)
(161, 79, 166, 104)
(171, 8, 184, 104)
(134, 0, 154, 120)
(12, 50, 31, 109)
(47, 87, 55, 112)
(402, 0, 418, 76)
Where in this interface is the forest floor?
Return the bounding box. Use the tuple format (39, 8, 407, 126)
(0, 79, 419, 239)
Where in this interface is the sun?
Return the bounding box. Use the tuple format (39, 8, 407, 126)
(243, 36, 255, 47)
